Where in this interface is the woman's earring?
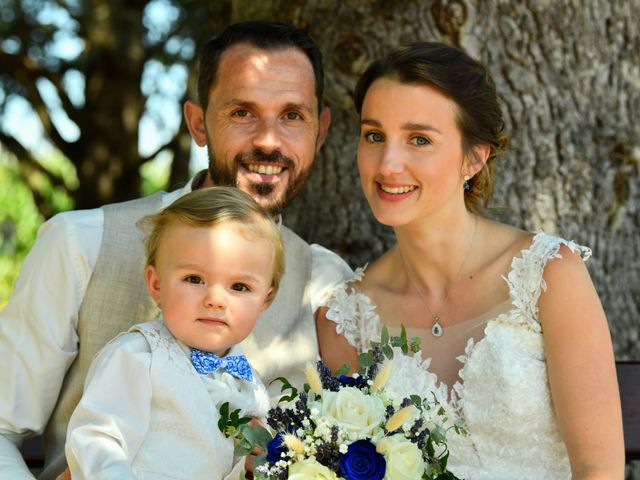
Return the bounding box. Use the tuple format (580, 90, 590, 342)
(463, 175, 471, 191)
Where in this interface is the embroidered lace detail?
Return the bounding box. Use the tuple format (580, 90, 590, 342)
(322, 234, 588, 479)
(324, 265, 380, 352)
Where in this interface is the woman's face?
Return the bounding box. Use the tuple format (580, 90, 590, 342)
(357, 78, 468, 227)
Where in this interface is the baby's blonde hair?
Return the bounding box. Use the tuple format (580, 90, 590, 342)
(139, 186, 284, 304)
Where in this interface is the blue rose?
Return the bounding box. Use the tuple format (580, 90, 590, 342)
(338, 375, 368, 388)
(266, 432, 288, 465)
(339, 439, 386, 480)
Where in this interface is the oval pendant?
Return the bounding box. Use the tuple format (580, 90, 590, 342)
(431, 321, 443, 337)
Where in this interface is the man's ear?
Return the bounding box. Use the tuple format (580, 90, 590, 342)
(144, 265, 162, 305)
(183, 100, 207, 147)
(315, 106, 331, 153)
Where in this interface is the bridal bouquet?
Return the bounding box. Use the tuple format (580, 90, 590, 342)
(223, 327, 463, 480)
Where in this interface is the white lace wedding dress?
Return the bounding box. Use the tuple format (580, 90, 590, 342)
(324, 233, 591, 479)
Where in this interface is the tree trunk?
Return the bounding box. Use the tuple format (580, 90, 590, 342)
(234, 2, 640, 473)
(231, 0, 640, 354)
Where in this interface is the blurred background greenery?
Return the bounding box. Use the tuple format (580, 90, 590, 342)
(0, 150, 169, 307)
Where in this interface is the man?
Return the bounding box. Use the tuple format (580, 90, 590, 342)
(0, 21, 351, 479)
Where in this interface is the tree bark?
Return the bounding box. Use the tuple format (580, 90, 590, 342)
(231, 0, 640, 360)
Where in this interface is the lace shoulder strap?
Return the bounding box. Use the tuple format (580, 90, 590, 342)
(323, 267, 381, 353)
(503, 233, 592, 327)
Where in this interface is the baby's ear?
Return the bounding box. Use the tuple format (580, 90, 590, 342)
(262, 287, 275, 311)
(144, 265, 162, 305)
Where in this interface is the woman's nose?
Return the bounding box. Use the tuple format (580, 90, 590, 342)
(378, 144, 405, 175)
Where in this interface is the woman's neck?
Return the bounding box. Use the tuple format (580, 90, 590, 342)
(393, 211, 480, 297)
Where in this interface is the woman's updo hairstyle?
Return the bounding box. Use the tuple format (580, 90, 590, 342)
(353, 42, 508, 214)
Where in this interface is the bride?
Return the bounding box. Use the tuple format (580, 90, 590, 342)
(316, 42, 624, 479)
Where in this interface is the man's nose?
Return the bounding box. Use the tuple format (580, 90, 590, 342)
(252, 118, 283, 154)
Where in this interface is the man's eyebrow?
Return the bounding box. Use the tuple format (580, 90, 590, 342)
(220, 99, 315, 115)
(220, 99, 256, 109)
(282, 102, 314, 115)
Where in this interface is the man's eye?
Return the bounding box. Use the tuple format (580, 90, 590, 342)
(410, 136, 431, 146)
(231, 283, 250, 292)
(364, 132, 384, 143)
(284, 111, 302, 121)
(184, 275, 204, 285)
(232, 110, 250, 118)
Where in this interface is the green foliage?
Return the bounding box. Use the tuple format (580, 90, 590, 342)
(368, 325, 421, 359)
(0, 151, 74, 307)
(270, 376, 299, 403)
(234, 423, 272, 457)
(0, 145, 176, 308)
(140, 152, 171, 196)
(217, 401, 252, 438)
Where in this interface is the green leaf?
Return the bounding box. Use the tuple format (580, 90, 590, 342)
(217, 402, 230, 433)
(336, 363, 351, 377)
(381, 325, 389, 344)
(400, 325, 408, 353)
(240, 424, 273, 449)
(270, 376, 298, 403)
(426, 435, 435, 456)
(358, 351, 374, 369)
(233, 436, 254, 456)
(410, 394, 422, 408)
(382, 344, 394, 360)
(409, 336, 421, 353)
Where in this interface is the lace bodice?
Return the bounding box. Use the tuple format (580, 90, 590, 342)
(324, 233, 591, 479)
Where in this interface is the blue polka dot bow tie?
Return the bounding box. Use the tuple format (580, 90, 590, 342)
(190, 349, 253, 382)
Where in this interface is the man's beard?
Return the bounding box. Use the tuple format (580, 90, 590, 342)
(207, 147, 312, 217)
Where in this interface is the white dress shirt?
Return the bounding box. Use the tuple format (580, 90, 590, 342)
(0, 178, 352, 479)
(66, 321, 267, 480)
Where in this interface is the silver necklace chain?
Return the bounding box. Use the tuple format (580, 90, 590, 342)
(398, 215, 478, 338)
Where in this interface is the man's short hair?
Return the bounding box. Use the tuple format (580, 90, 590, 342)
(197, 21, 325, 112)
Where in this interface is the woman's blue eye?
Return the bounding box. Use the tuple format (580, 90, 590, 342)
(365, 132, 384, 143)
(411, 136, 430, 146)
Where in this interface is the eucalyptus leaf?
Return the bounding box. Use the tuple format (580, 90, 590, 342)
(381, 325, 389, 344)
(358, 351, 374, 368)
(382, 344, 394, 359)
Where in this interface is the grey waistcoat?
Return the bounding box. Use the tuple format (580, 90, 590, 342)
(39, 193, 314, 479)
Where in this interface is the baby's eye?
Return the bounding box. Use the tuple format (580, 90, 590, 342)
(364, 132, 384, 143)
(231, 283, 250, 292)
(410, 135, 431, 146)
(184, 275, 204, 285)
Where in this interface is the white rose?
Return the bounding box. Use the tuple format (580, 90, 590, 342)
(379, 434, 425, 480)
(321, 387, 386, 440)
(288, 459, 339, 480)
